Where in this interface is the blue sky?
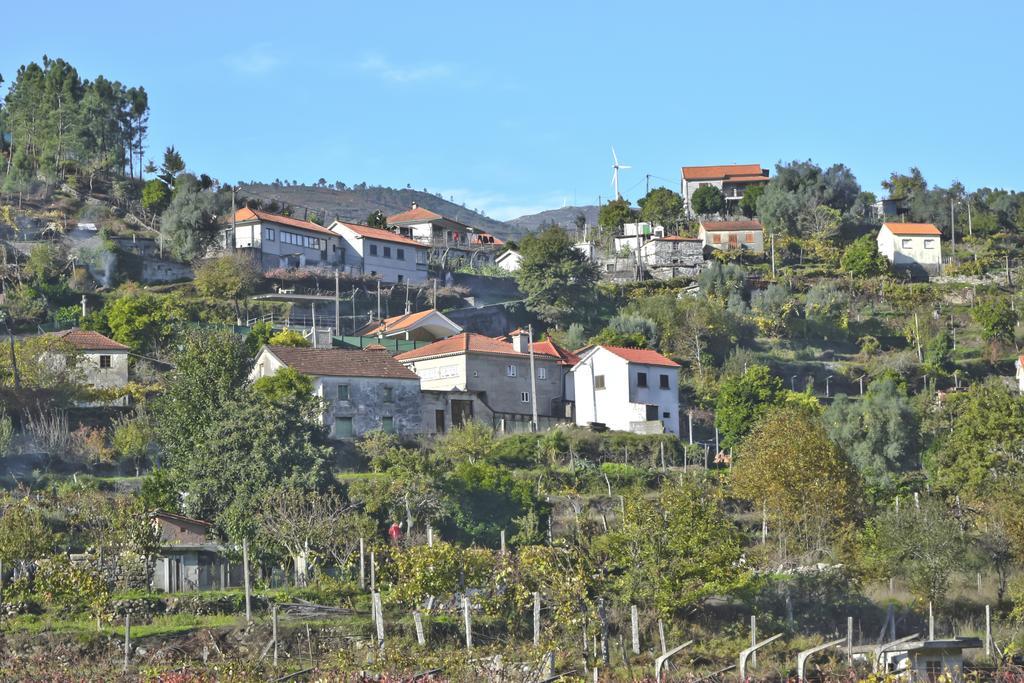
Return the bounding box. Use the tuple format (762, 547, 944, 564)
(5, 1, 1024, 220)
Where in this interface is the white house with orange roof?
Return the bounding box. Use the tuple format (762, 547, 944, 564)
(227, 208, 342, 270)
(387, 203, 503, 267)
(354, 308, 462, 342)
(49, 328, 130, 389)
(571, 345, 681, 435)
(681, 164, 770, 216)
(876, 222, 943, 275)
(328, 221, 430, 284)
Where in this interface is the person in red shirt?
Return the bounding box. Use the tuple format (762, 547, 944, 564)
(388, 522, 402, 543)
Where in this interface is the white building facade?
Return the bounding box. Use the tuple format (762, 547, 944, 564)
(227, 208, 342, 270)
(876, 222, 942, 275)
(571, 345, 680, 435)
(699, 220, 764, 254)
(329, 221, 429, 284)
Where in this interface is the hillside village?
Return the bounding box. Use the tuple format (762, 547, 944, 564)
(3, 54, 1024, 681)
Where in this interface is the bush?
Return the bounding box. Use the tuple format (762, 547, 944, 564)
(599, 462, 654, 488)
(841, 235, 889, 277)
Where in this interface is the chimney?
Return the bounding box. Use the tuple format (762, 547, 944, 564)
(511, 329, 529, 354)
(411, 202, 418, 210)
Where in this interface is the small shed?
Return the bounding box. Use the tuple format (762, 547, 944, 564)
(879, 637, 982, 681)
(150, 511, 237, 593)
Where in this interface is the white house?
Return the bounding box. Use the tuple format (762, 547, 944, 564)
(226, 208, 342, 270)
(50, 328, 130, 389)
(329, 221, 429, 284)
(355, 308, 463, 342)
(1015, 355, 1024, 394)
(699, 219, 764, 254)
(495, 249, 522, 272)
(876, 222, 942, 276)
(387, 203, 504, 267)
(681, 164, 769, 216)
(250, 345, 422, 439)
(613, 222, 666, 254)
(571, 345, 680, 435)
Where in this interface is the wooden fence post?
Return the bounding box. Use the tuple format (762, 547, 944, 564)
(534, 592, 541, 646)
(658, 619, 667, 655)
(414, 610, 426, 646)
(272, 605, 279, 666)
(463, 596, 473, 650)
(359, 537, 365, 590)
(631, 604, 640, 654)
(373, 592, 385, 650)
(123, 615, 131, 673)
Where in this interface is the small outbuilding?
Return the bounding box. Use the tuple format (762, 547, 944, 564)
(876, 222, 942, 277)
(877, 637, 982, 681)
(150, 511, 237, 593)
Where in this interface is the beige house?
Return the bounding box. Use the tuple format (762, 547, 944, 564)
(226, 208, 342, 270)
(699, 219, 764, 254)
(395, 330, 564, 432)
(51, 328, 130, 389)
(681, 164, 769, 216)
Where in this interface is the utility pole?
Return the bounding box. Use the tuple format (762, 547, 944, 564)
(950, 199, 956, 260)
(645, 174, 650, 196)
(376, 280, 382, 320)
(242, 538, 252, 625)
(4, 315, 19, 392)
(334, 269, 340, 335)
(528, 324, 539, 431)
(967, 198, 973, 237)
(770, 233, 776, 278)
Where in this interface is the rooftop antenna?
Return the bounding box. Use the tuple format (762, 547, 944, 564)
(611, 147, 631, 200)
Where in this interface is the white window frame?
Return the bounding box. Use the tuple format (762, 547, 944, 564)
(266, 228, 275, 241)
(521, 391, 530, 403)
(537, 367, 547, 380)
(901, 238, 912, 249)
(506, 364, 518, 377)
(923, 239, 935, 249)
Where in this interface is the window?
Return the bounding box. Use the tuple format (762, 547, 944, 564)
(537, 367, 547, 380)
(397, 248, 405, 261)
(384, 246, 391, 258)
(266, 228, 275, 241)
(337, 384, 350, 401)
(334, 417, 353, 438)
(369, 244, 378, 256)
(637, 371, 648, 388)
(663, 411, 670, 418)
(521, 392, 530, 403)
(901, 239, 912, 249)
(381, 416, 395, 433)
(99, 355, 112, 369)
(383, 386, 394, 402)
(712, 233, 721, 244)
(745, 232, 754, 243)
(924, 239, 935, 249)
(925, 660, 943, 683)
(506, 364, 517, 377)
(595, 375, 606, 390)
(397, 274, 404, 283)
(660, 374, 669, 389)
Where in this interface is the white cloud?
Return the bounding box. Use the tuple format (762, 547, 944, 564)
(225, 46, 281, 76)
(358, 54, 454, 84)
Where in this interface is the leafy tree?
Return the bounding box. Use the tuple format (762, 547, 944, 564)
(433, 421, 498, 464)
(881, 167, 927, 201)
(111, 410, 152, 475)
(141, 178, 170, 212)
(739, 183, 765, 218)
(516, 225, 598, 327)
(367, 210, 387, 228)
(140, 468, 180, 513)
(25, 243, 66, 284)
(590, 313, 658, 349)
(104, 291, 186, 353)
(823, 378, 919, 494)
(858, 499, 965, 605)
(0, 497, 55, 571)
(637, 187, 684, 229)
(733, 405, 862, 560)
(841, 235, 889, 277)
(193, 253, 262, 318)
(245, 320, 275, 354)
(160, 173, 224, 261)
(971, 296, 1018, 346)
(596, 480, 751, 617)
(597, 198, 634, 231)
(929, 379, 1024, 499)
(153, 329, 252, 473)
(690, 184, 725, 216)
(252, 367, 315, 406)
(158, 145, 185, 186)
(442, 460, 539, 546)
(267, 329, 311, 347)
(715, 365, 783, 448)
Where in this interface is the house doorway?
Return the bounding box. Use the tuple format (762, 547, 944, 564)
(435, 409, 446, 434)
(452, 400, 474, 427)
(645, 404, 659, 421)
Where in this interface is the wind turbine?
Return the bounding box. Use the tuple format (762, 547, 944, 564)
(611, 147, 631, 200)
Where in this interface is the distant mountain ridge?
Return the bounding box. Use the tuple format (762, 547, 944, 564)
(507, 205, 600, 234)
(237, 183, 524, 241)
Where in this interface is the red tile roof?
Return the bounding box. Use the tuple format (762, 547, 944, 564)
(883, 222, 942, 236)
(682, 164, 768, 181)
(387, 206, 444, 223)
(356, 309, 445, 336)
(700, 219, 763, 232)
(332, 221, 425, 247)
(265, 346, 419, 380)
(531, 339, 580, 366)
(233, 207, 338, 237)
(601, 345, 680, 367)
(52, 328, 129, 351)
(395, 333, 558, 362)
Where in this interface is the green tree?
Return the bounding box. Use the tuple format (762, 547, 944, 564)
(158, 145, 185, 186)
(597, 198, 635, 232)
(840, 235, 889, 277)
(858, 499, 965, 605)
(516, 225, 598, 327)
(442, 460, 539, 546)
(637, 188, 684, 229)
(141, 178, 169, 212)
(267, 329, 312, 347)
(104, 291, 185, 353)
(194, 253, 262, 318)
(245, 320, 276, 354)
(733, 405, 862, 560)
(739, 183, 765, 218)
(160, 173, 224, 261)
(251, 367, 315, 406)
(596, 480, 751, 617)
(367, 210, 387, 228)
(714, 365, 783, 448)
(690, 184, 725, 216)
(25, 243, 65, 284)
(0, 497, 54, 571)
(823, 378, 919, 495)
(971, 296, 1018, 346)
(111, 411, 152, 475)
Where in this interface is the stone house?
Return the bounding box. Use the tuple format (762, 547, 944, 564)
(681, 164, 770, 216)
(150, 511, 236, 593)
(639, 236, 705, 279)
(571, 345, 681, 436)
(250, 345, 422, 439)
(50, 328, 130, 389)
(395, 330, 564, 433)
